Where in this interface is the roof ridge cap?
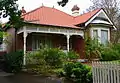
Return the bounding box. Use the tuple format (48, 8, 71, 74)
(22, 6, 75, 19)
(22, 6, 44, 16)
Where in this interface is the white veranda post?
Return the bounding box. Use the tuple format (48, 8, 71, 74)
(66, 35, 70, 52)
(23, 27, 28, 65)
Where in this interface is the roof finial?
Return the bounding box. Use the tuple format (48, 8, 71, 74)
(71, 5, 80, 11)
(21, 6, 26, 15)
(71, 5, 80, 16)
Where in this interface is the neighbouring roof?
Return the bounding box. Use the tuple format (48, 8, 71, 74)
(22, 6, 101, 29)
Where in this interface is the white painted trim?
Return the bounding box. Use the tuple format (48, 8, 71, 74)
(17, 27, 24, 34)
(85, 9, 102, 26)
(85, 9, 116, 29)
(17, 26, 84, 37)
(66, 35, 70, 52)
(102, 10, 116, 30)
(23, 26, 28, 65)
(91, 19, 111, 24)
(91, 27, 110, 43)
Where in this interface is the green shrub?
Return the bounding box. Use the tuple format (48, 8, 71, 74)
(26, 47, 66, 74)
(85, 38, 120, 61)
(44, 48, 64, 67)
(85, 38, 102, 60)
(63, 62, 75, 78)
(86, 72, 93, 83)
(112, 43, 120, 53)
(53, 68, 65, 77)
(67, 51, 79, 61)
(4, 50, 23, 73)
(101, 47, 120, 61)
(26, 50, 49, 74)
(63, 62, 92, 83)
(26, 51, 45, 65)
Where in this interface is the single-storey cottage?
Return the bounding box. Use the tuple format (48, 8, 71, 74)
(0, 5, 115, 65)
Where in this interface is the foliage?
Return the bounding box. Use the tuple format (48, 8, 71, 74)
(0, 31, 9, 44)
(26, 51, 45, 65)
(0, 0, 23, 28)
(0, 0, 23, 51)
(63, 62, 92, 83)
(63, 62, 75, 78)
(87, 0, 119, 22)
(85, 37, 120, 61)
(44, 48, 64, 67)
(67, 51, 79, 61)
(0, 25, 3, 44)
(4, 50, 23, 73)
(26, 47, 50, 74)
(26, 46, 66, 75)
(85, 37, 102, 61)
(112, 43, 120, 53)
(53, 68, 65, 77)
(26, 44, 84, 76)
(101, 46, 120, 61)
(58, 0, 69, 7)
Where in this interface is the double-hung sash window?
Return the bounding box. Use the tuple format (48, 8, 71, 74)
(32, 35, 52, 50)
(92, 28, 109, 45)
(101, 30, 108, 44)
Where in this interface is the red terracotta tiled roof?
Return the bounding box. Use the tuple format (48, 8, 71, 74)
(22, 6, 101, 28)
(74, 9, 101, 25)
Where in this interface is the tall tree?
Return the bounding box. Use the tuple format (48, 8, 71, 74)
(87, 0, 120, 43)
(0, 0, 23, 51)
(87, 0, 119, 22)
(0, 24, 3, 44)
(58, 0, 69, 7)
(0, 0, 23, 28)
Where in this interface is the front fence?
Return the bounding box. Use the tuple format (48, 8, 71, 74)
(92, 61, 120, 83)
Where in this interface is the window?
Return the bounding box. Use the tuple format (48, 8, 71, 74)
(101, 30, 108, 44)
(93, 30, 98, 38)
(92, 28, 109, 45)
(32, 35, 53, 50)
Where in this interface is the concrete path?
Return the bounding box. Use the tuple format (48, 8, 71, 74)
(0, 72, 69, 83)
(0, 71, 13, 76)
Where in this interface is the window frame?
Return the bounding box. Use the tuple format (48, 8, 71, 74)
(32, 34, 53, 51)
(101, 30, 108, 44)
(93, 29, 98, 39)
(91, 27, 110, 44)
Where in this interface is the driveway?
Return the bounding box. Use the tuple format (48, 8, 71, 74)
(0, 71, 71, 83)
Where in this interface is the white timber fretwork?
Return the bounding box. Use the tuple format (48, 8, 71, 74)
(17, 26, 84, 37)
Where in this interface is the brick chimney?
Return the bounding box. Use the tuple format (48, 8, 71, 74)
(71, 5, 80, 16)
(21, 7, 26, 15)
